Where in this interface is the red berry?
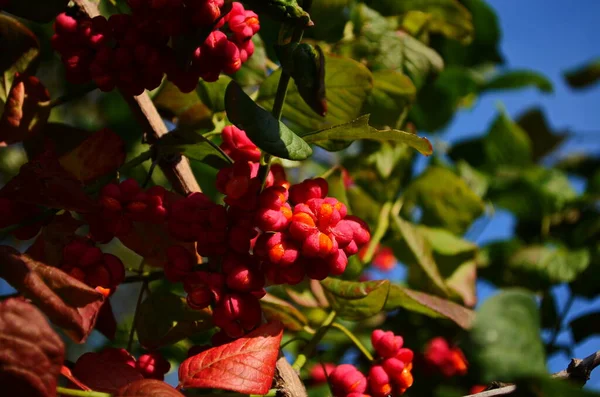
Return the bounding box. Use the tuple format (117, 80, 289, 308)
(137, 352, 170, 380)
(329, 364, 367, 397)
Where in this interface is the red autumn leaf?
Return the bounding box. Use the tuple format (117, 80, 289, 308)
(0, 73, 50, 146)
(178, 321, 284, 394)
(0, 246, 105, 342)
(0, 298, 65, 397)
(0, 149, 97, 212)
(72, 352, 143, 394)
(58, 128, 126, 184)
(26, 212, 84, 267)
(95, 300, 117, 341)
(117, 379, 185, 397)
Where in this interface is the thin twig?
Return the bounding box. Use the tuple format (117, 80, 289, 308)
(465, 350, 600, 396)
(547, 292, 575, 350)
(72, 0, 201, 196)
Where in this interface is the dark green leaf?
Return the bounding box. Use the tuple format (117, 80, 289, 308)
(136, 290, 213, 349)
(302, 115, 433, 155)
(466, 289, 546, 382)
(3, 0, 68, 23)
(482, 70, 553, 93)
(291, 44, 327, 117)
(152, 81, 213, 129)
(540, 292, 557, 330)
(362, 70, 416, 128)
(389, 213, 449, 296)
(438, 0, 503, 67)
(516, 107, 568, 161)
(257, 54, 373, 133)
(570, 312, 600, 344)
(384, 285, 474, 329)
(305, 0, 350, 42)
(410, 67, 481, 132)
(232, 35, 268, 86)
(320, 278, 390, 321)
(484, 111, 533, 168)
(364, 0, 474, 43)
(564, 58, 600, 89)
(260, 293, 309, 331)
(0, 14, 39, 108)
(225, 81, 312, 160)
(243, 0, 312, 26)
(196, 76, 232, 113)
(403, 166, 485, 234)
(156, 129, 232, 169)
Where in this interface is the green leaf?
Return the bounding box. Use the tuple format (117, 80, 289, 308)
(569, 312, 600, 344)
(196, 76, 232, 114)
(260, 293, 309, 331)
(438, 0, 503, 67)
(403, 166, 485, 234)
(400, 225, 478, 306)
(305, 0, 350, 42)
(153, 81, 213, 129)
(564, 58, 600, 89)
(516, 107, 568, 161)
(136, 290, 213, 349)
(232, 35, 268, 86)
(365, 0, 474, 43)
(225, 81, 312, 160)
(384, 285, 474, 329)
(257, 54, 373, 133)
(410, 67, 480, 132)
(3, 0, 68, 23)
(0, 14, 39, 108)
(290, 44, 327, 117)
(346, 4, 444, 88)
(302, 115, 432, 155)
(482, 70, 553, 93)
(484, 111, 533, 168)
(389, 213, 449, 296)
(243, 0, 312, 26)
(156, 129, 232, 169)
(320, 278, 390, 321)
(466, 289, 546, 383)
(489, 166, 577, 222)
(362, 70, 416, 128)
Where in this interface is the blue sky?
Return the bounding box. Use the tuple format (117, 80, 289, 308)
(446, 0, 600, 390)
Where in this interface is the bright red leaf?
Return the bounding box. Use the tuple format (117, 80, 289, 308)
(117, 379, 185, 397)
(72, 352, 143, 394)
(0, 246, 105, 342)
(0, 298, 65, 397)
(58, 128, 126, 184)
(178, 321, 284, 394)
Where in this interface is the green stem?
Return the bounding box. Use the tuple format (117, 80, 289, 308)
(331, 322, 374, 361)
(50, 83, 98, 108)
(360, 201, 393, 264)
(257, 25, 306, 190)
(127, 259, 147, 352)
(292, 310, 337, 371)
(56, 387, 111, 397)
(122, 271, 164, 284)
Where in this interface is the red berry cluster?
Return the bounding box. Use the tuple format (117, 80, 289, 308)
(0, 198, 43, 240)
(82, 348, 170, 380)
(59, 239, 125, 295)
(52, 2, 259, 95)
(159, 125, 371, 339)
(359, 244, 397, 272)
(423, 337, 468, 378)
(328, 330, 414, 397)
(88, 179, 167, 242)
